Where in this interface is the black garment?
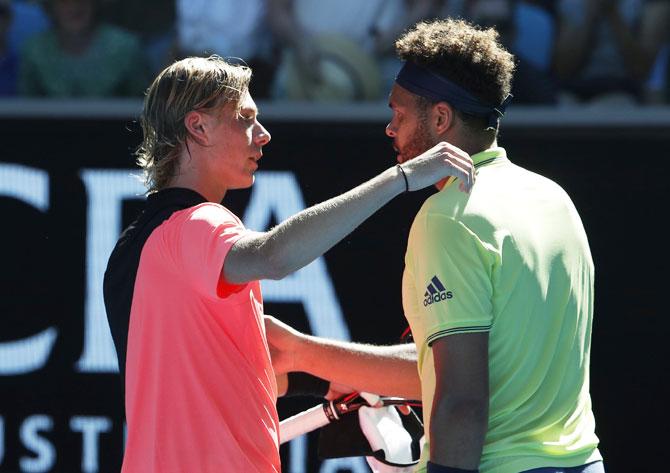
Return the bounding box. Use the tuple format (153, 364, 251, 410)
(103, 188, 207, 383)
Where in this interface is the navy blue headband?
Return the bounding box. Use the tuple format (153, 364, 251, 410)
(395, 61, 512, 129)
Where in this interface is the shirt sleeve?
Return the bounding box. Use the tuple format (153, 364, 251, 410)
(176, 204, 251, 299)
(405, 211, 496, 346)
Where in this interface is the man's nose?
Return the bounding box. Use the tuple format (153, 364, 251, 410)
(255, 122, 271, 146)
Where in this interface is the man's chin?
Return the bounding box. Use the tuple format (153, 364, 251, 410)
(228, 175, 255, 190)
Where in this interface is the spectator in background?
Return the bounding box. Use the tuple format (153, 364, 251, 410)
(439, 0, 559, 104)
(646, 45, 669, 103)
(2, 0, 50, 96)
(642, 2, 670, 103)
(175, 0, 275, 99)
(267, 0, 435, 101)
(0, 0, 18, 96)
(7, 0, 50, 52)
(19, 0, 148, 97)
(100, 0, 176, 76)
(553, 0, 670, 105)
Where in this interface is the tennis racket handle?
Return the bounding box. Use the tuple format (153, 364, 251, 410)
(279, 404, 331, 444)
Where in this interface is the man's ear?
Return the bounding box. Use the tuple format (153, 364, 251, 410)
(433, 101, 456, 135)
(184, 110, 208, 145)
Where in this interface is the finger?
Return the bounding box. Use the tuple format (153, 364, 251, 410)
(441, 141, 471, 160)
(398, 405, 411, 415)
(443, 160, 473, 193)
(443, 149, 473, 170)
(444, 151, 474, 175)
(445, 155, 475, 192)
(440, 142, 473, 169)
(444, 151, 473, 173)
(459, 180, 474, 194)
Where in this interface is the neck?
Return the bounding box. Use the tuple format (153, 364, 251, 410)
(441, 129, 495, 157)
(472, 138, 497, 155)
(169, 175, 226, 204)
(169, 149, 227, 203)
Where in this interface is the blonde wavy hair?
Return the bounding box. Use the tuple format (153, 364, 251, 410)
(136, 56, 252, 192)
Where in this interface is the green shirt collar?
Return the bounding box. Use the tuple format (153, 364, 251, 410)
(438, 147, 507, 191)
(472, 147, 507, 168)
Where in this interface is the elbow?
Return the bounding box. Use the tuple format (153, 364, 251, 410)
(262, 254, 291, 280)
(231, 233, 292, 281)
(260, 242, 293, 280)
(266, 263, 291, 281)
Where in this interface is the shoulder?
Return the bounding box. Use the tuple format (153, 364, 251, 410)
(417, 184, 467, 221)
(410, 194, 477, 246)
(155, 203, 246, 252)
(177, 203, 244, 227)
(514, 164, 574, 202)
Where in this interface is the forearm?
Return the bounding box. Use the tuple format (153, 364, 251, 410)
(226, 166, 404, 282)
(297, 337, 421, 399)
(226, 142, 473, 283)
(429, 396, 488, 469)
(429, 333, 489, 469)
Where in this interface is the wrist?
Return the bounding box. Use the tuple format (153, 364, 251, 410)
(427, 462, 478, 473)
(396, 164, 409, 192)
(382, 164, 408, 196)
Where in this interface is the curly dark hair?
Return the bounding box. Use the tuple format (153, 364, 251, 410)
(395, 19, 515, 135)
(396, 19, 514, 105)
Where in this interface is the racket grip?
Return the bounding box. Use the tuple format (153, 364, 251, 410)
(279, 403, 332, 444)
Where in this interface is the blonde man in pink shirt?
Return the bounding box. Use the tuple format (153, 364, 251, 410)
(103, 55, 474, 473)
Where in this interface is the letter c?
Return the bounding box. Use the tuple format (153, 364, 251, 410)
(0, 164, 58, 375)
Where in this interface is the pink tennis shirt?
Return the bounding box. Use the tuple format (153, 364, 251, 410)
(120, 201, 279, 472)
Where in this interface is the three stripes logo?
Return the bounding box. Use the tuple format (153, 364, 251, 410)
(423, 275, 453, 307)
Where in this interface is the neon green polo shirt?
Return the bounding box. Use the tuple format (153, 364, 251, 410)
(402, 148, 601, 473)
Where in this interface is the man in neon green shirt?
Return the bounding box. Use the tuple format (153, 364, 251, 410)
(267, 19, 604, 473)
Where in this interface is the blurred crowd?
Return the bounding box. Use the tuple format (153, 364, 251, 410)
(1, 0, 669, 105)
